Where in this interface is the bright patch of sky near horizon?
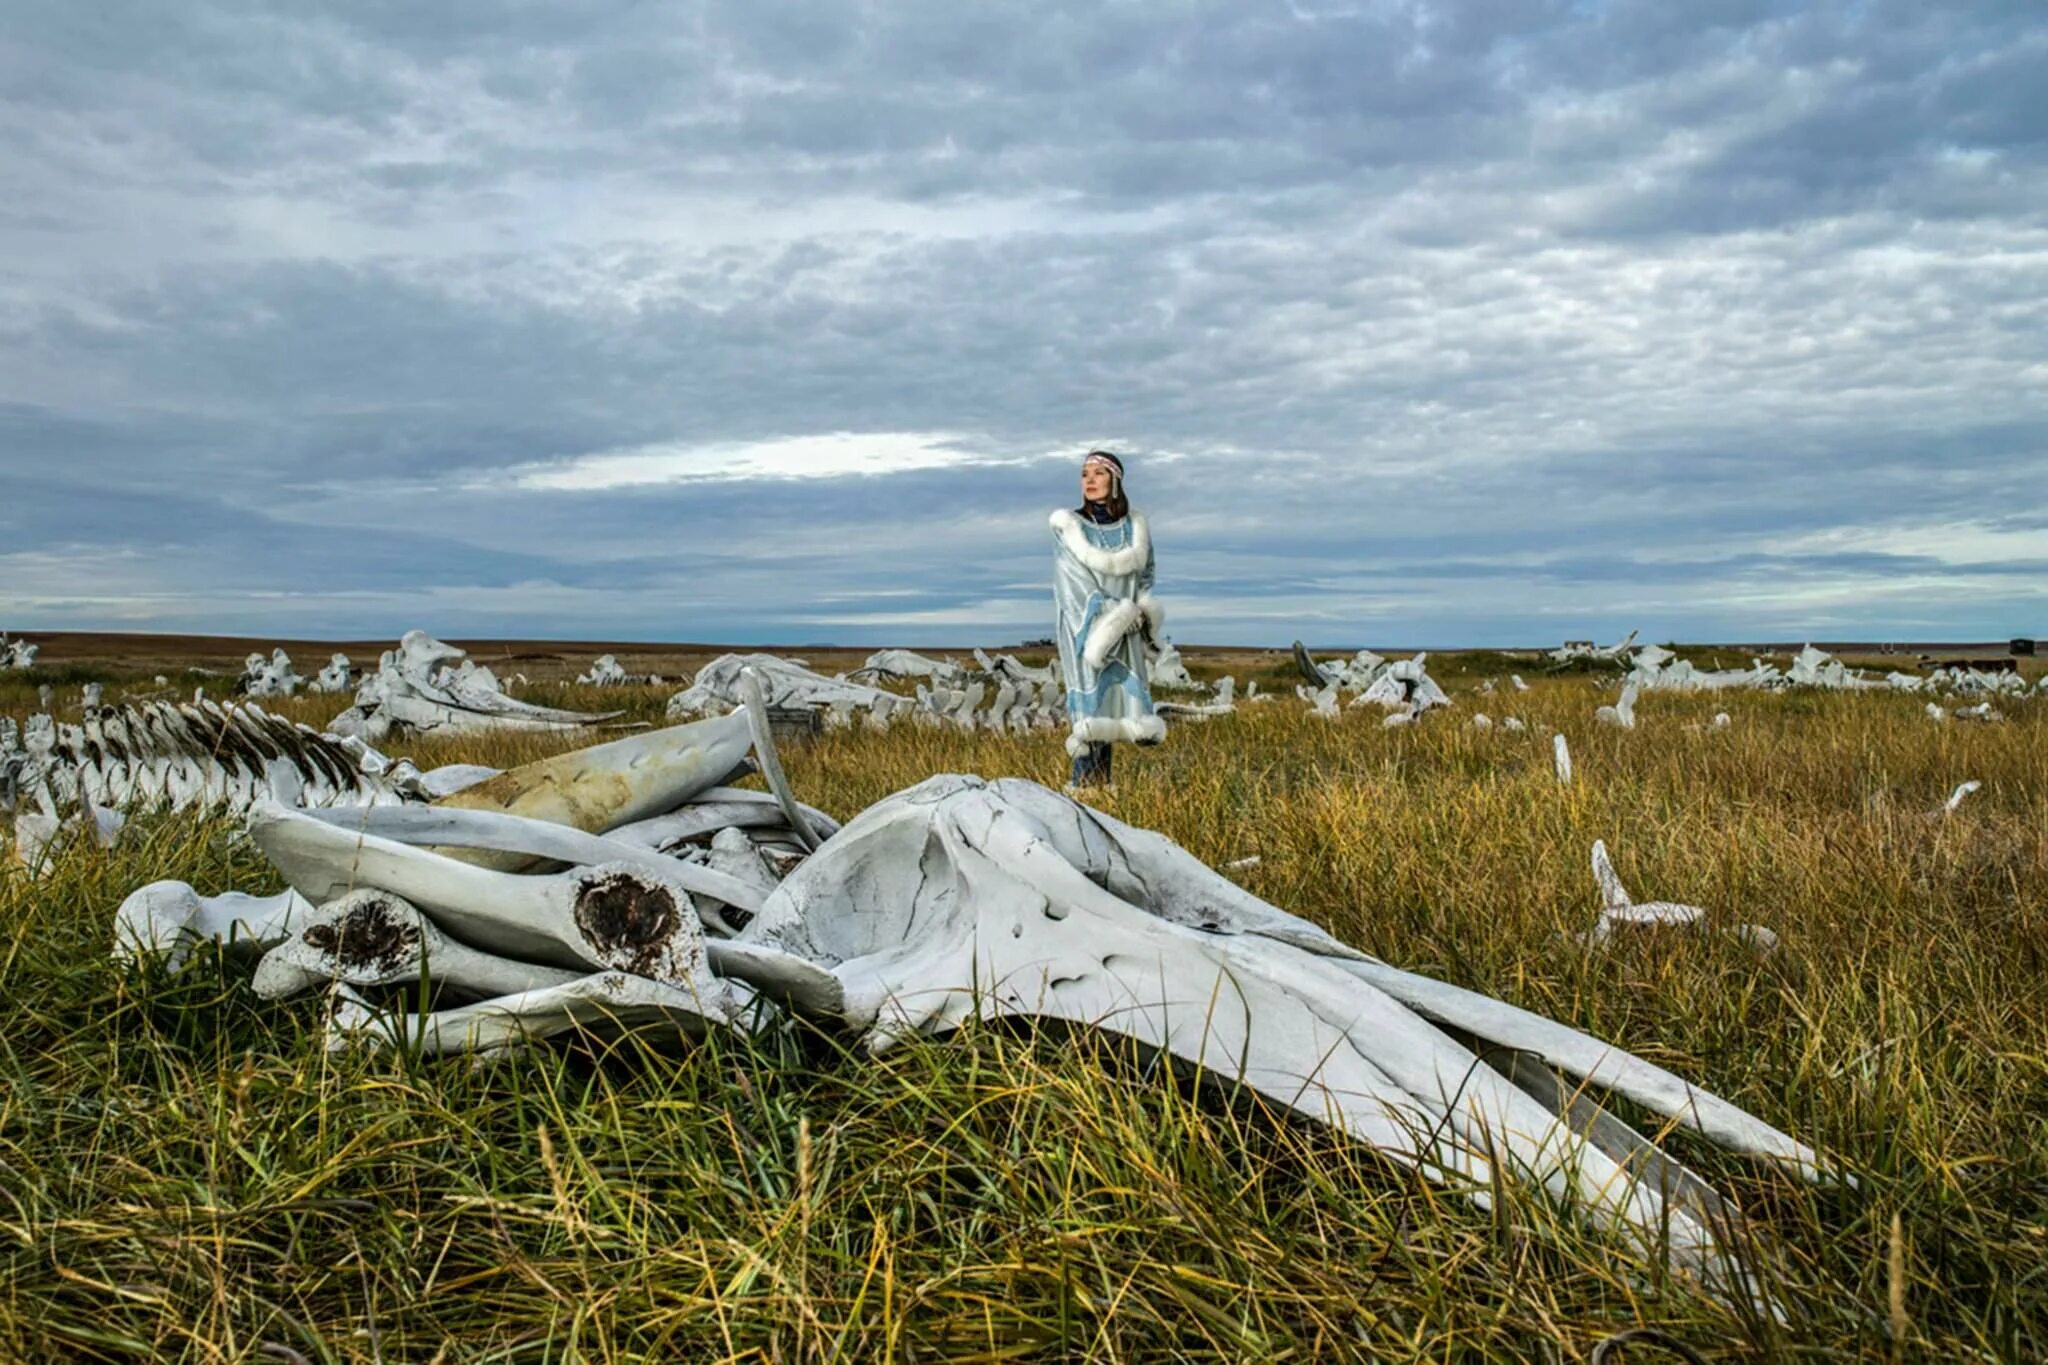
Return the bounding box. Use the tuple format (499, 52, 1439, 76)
(1, 1, 2044, 647)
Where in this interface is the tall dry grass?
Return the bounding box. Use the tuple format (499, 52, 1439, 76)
(1, 660, 2044, 1360)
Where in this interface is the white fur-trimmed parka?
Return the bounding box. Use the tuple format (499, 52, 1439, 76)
(1050, 507, 1166, 757)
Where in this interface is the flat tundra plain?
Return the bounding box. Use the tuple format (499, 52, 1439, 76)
(2, 639, 2045, 1361)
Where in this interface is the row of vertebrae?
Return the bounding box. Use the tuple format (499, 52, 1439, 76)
(2, 700, 400, 822)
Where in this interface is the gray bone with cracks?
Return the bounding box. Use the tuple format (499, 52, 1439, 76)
(738, 668, 823, 852)
(752, 775, 1742, 1288)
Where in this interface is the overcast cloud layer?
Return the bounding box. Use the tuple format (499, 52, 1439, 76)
(3, 0, 2044, 646)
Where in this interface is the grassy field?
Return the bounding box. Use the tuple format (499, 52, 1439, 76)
(2, 648, 2045, 1361)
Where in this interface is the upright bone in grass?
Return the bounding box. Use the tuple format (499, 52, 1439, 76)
(738, 667, 823, 852)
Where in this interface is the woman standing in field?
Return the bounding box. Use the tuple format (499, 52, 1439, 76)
(1051, 450, 1165, 789)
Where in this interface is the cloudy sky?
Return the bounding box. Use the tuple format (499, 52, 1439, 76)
(3, 1, 2043, 647)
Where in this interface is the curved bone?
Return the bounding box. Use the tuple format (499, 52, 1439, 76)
(112, 880, 315, 968)
(1589, 840, 1706, 935)
(757, 777, 1744, 1284)
(1595, 683, 1640, 729)
(254, 889, 587, 1001)
(433, 710, 750, 838)
(328, 971, 758, 1056)
(606, 795, 841, 851)
(254, 802, 839, 1010)
(289, 803, 770, 914)
(737, 669, 823, 852)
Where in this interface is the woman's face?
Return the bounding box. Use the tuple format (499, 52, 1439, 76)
(1080, 464, 1114, 502)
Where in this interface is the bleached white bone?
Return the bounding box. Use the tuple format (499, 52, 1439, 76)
(606, 793, 840, 851)
(1511, 675, 1529, 691)
(328, 971, 758, 1056)
(290, 802, 770, 911)
(267, 801, 841, 1013)
(750, 776, 1812, 1290)
(112, 880, 316, 968)
(738, 669, 824, 852)
(1589, 841, 1705, 936)
(1503, 716, 1526, 732)
(249, 803, 711, 984)
(1553, 733, 1573, 784)
(1942, 780, 1981, 815)
(1595, 683, 1639, 729)
(1470, 714, 1493, 731)
(253, 889, 586, 1001)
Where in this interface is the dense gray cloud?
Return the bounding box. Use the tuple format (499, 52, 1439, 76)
(1, 0, 2043, 646)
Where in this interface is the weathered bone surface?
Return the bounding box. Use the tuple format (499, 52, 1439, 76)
(1147, 638, 1197, 689)
(253, 889, 587, 1001)
(430, 711, 753, 869)
(1589, 840, 1704, 936)
(1595, 683, 1640, 729)
(1553, 733, 1574, 784)
(329, 971, 757, 1056)
(309, 653, 353, 693)
(740, 775, 1819, 1285)
(578, 654, 630, 686)
(667, 653, 897, 719)
(855, 649, 968, 685)
(107, 712, 1834, 1300)
(250, 804, 713, 985)
(113, 881, 316, 968)
(1353, 654, 1452, 713)
(737, 672, 824, 852)
(972, 648, 1058, 687)
(2, 631, 40, 670)
(1551, 630, 1639, 664)
(7, 700, 402, 823)
(331, 631, 620, 741)
(239, 648, 304, 697)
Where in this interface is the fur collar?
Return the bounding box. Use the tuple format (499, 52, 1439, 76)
(1050, 508, 1150, 577)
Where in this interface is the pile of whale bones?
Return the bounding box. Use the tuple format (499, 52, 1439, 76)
(1549, 632, 2043, 700)
(2, 631, 39, 671)
(2, 663, 1837, 1304)
(666, 644, 1234, 732)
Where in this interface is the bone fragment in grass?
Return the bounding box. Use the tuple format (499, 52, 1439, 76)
(112, 880, 316, 969)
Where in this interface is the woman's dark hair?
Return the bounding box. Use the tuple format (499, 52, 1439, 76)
(1078, 450, 1130, 523)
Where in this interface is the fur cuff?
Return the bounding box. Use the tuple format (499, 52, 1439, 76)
(1065, 713, 1168, 755)
(1137, 590, 1164, 640)
(1083, 597, 1144, 668)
